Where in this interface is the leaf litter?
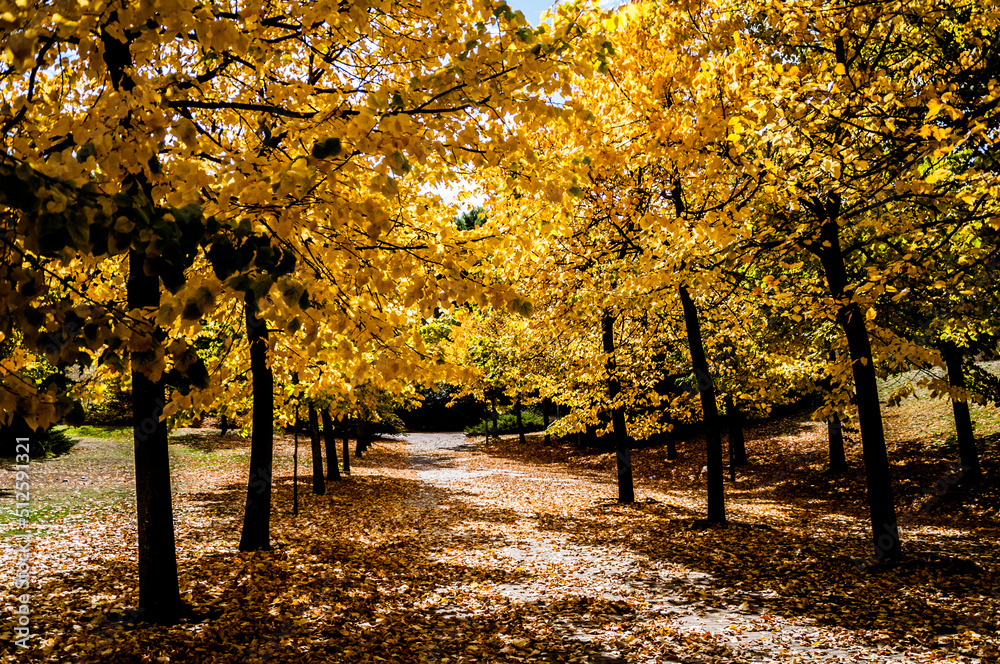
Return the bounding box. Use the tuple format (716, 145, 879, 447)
(0, 401, 997, 663)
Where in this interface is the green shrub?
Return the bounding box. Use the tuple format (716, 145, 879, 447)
(0, 417, 77, 458)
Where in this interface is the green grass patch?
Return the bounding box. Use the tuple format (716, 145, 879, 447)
(63, 425, 132, 440)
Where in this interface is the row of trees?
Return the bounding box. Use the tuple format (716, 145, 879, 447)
(458, 0, 1000, 564)
(0, 0, 608, 622)
(2, 0, 998, 624)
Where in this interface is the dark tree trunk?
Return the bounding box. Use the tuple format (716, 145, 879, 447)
(810, 209, 899, 561)
(665, 428, 678, 460)
(106, 16, 179, 622)
(128, 248, 181, 622)
(492, 399, 499, 438)
(828, 413, 848, 472)
(724, 394, 748, 466)
(679, 285, 725, 524)
(220, 413, 229, 436)
(341, 421, 351, 475)
(515, 398, 527, 445)
(943, 345, 981, 479)
(355, 420, 366, 459)
(292, 412, 299, 516)
(308, 404, 325, 495)
(239, 293, 274, 552)
(322, 410, 341, 481)
(602, 309, 634, 504)
(542, 398, 551, 446)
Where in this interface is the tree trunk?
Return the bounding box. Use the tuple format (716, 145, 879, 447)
(515, 398, 527, 445)
(542, 398, 551, 446)
(679, 285, 725, 524)
(491, 399, 499, 438)
(341, 421, 351, 475)
(292, 412, 299, 516)
(128, 248, 181, 622)
(106, 14, 180, 623)
(220, 413, 229, 436)
(724, 394, 748, 466)
(602, 309, 634, 504)
(355, 420, 365, 459)
(828, 413, 848, 472)
(322, 410, 341, 481)
(239, 293, 274, 552)
(665, 428, 678, 460)
(308, 404, 325, 495)
(943, 345, 981, 479)
(811, 210, 900, 561)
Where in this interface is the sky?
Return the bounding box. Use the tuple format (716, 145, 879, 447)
(508, 0, 561, 24)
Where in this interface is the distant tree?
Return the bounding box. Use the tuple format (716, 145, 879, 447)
(454, 206, 487, 231)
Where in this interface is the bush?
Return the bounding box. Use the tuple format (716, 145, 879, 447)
(466, 408, 545, 436)
(371, 410, 407, 437)
(0, 416, 77, 458)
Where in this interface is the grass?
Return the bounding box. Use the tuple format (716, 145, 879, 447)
(60, 425, 132, 439)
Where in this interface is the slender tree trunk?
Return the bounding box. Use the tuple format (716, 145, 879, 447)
(542, 398, 551, 446)
(679, 285, 725, 524)
(355, 420, 365, 459)
(665, 428, 678, 460)
(322, 410, 341, 481)
(220, 413, 229, 436)
(341, 421, 351, 475)
(129, 248, 181, 622)
(724, 394, 748, 466)
(602, 309, 634, 504)
(515, 398, 527, 445)
(943, 345, 981, 479)
(811, 209, 899, 561)
(292, 411, 299, 516)
(106, 16, 179, 622)
(239, 294, 273, 552)
(308, 404, 325, 495)
(491, 399, 499, 438)
(828, 413, 848, 472)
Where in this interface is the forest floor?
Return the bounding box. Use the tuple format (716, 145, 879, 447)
(1, 388, 999, 663)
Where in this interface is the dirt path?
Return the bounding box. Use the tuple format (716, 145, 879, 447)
(400, 432, 973, 664)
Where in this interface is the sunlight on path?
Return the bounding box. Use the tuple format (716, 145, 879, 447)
(401, 433, 970, 664)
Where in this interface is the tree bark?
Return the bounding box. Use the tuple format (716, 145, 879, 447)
(602, 309, 634, 504)
(322, 410, 341, 481)
(665, 428, 678, 460)
(105, 11, 179, 623)
(341, 421, 351, 475)
(129, 248, 181, 622)
(679, 285, 725, 524)
(724, 394, 748, 466)
(220, 413, 229, 436)
(308, 404, 325, 495)
(943, 345, 981, 479)
(515, 398, 527, 445)
(810, 209, 900, 561)
(292, 412, 299, 516)
(541, 398, 551, 446)
(355, 420, 366, 458)
(239, 293, 274, 552)
(828, 413, 848, 472)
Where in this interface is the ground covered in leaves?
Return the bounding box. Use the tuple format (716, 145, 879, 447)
(1, 392, 998, 663)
